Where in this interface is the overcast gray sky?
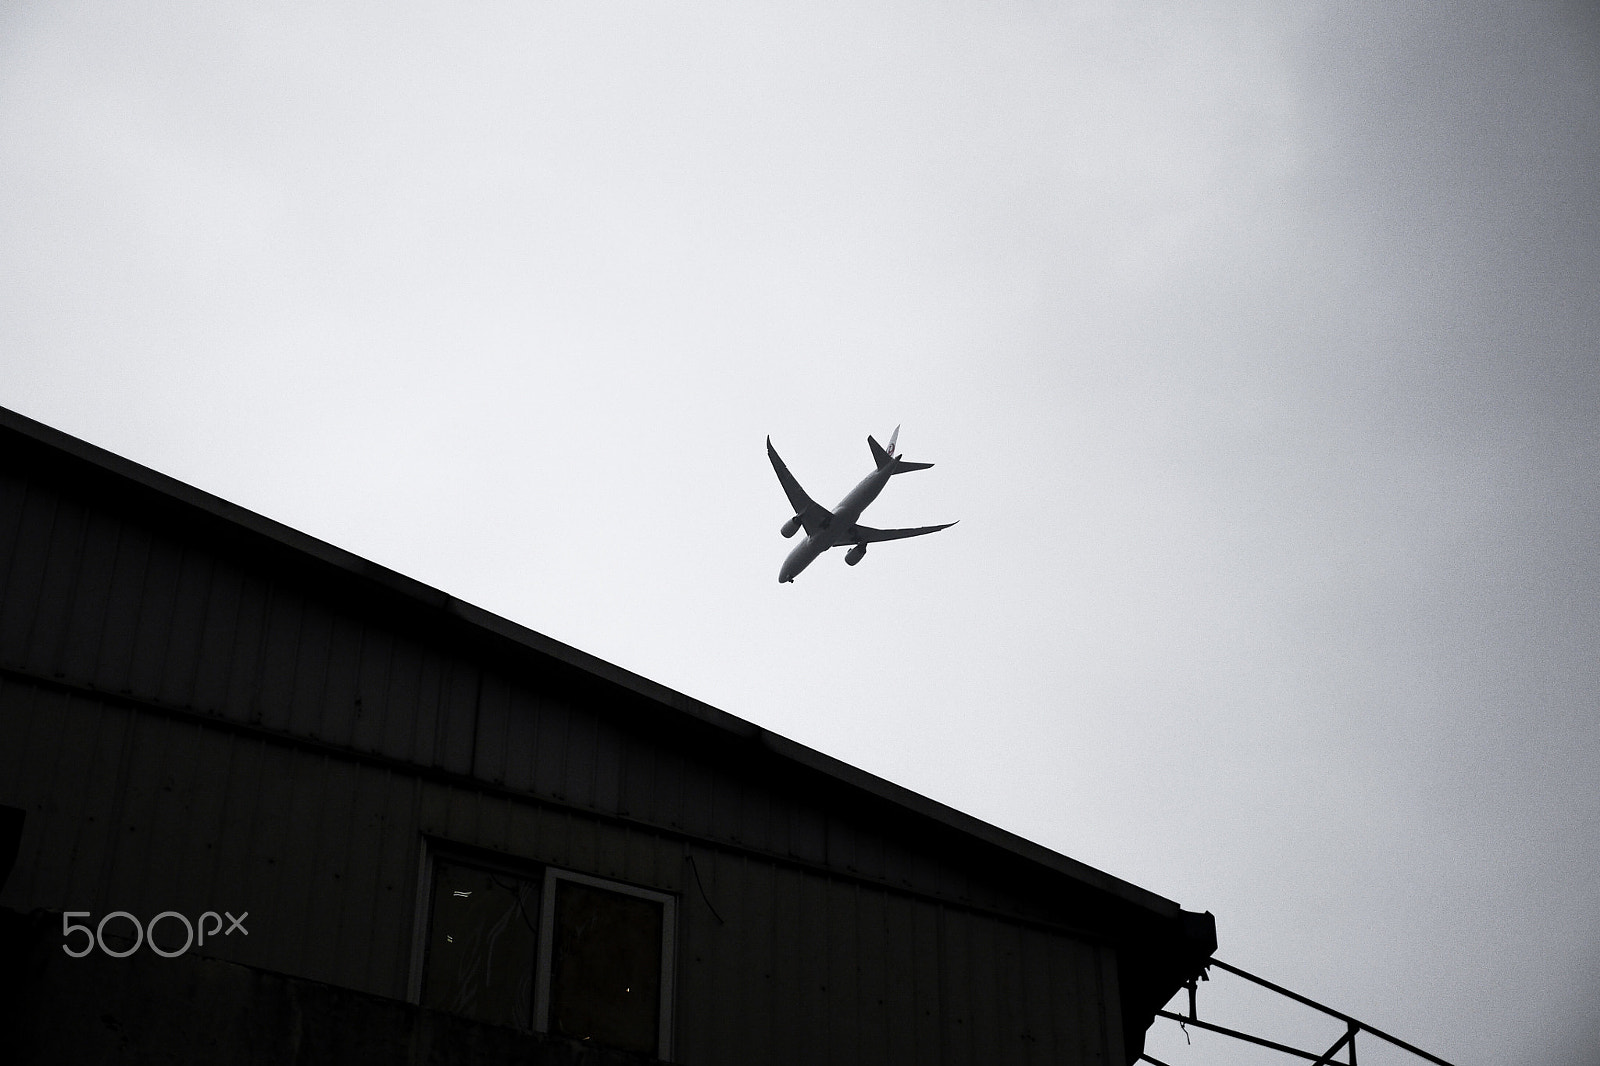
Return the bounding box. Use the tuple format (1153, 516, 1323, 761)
(3, 3, 1597, 1064)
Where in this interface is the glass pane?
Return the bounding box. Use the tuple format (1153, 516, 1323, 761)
(421, 859, 540, 1029)
(548, 878, 663, 1056)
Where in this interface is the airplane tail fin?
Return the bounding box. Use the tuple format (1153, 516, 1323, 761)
(868, 425, 934, 474)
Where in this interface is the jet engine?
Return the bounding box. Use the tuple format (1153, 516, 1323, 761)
(781, 514, 803, 538)
(845, 543, 867, 566)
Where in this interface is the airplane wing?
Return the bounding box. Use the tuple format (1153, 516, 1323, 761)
(846, 520, 958, 544)
(767, 437, 834, 536)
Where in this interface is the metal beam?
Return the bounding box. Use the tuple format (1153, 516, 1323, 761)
(1310, 1024, 1356, 1066)
(1207, 958, 1460, 1066)
(1153, 1010, 1331, 1062)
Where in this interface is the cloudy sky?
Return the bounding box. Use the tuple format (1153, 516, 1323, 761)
(3, 3, 1596, 1063)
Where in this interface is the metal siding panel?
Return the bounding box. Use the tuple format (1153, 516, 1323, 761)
(201, 734, 268, 967)
(182, 726, 242, 922)
(128, 715, 208, 924)
(24, 491, 89, 677)
(771, 864, 812, 1062)
(734, 772, 768, 851)
(855, 818, 888, 885)
(0, 481, 57, 671)
(249, 742, 312, 975)
(788, 795, 826, 866)
(500, 787, 542, 862)
(678, 752, 714, 838)
(391, 800, 427, 996)
(650, 739, 687, 832)
(621, 822, 667, 893)
(545, 804, 581, 870)
(909, 898, 947, 1066)
(54, 508, 121, 683)
(220, 571, 271, 725)
(534, 694, 572, 801)
(618, 732, 655, 822)
(0, 682, 69, 906)
(478, 773, 515, 854)
(855, 884, 892, 1065)
(311, 757, 364, 988)
(884, 892, 933, 1066)
(881, 834, 914, 890)
(124, 533, 184, 700)
(828, 877, 862, 1063)
(1057, 935, 1094, 1066)
(679, 844, 726, 1064)
(939, 906, 976, 1065)
(567, 805, 602, 876)
(436, 769, 485, 849)
(1016, 926, 1057, 1065)
(275, 743, 334, 978)
(356, 768, 416, 999)
(0, 677, 31, 808)
(564, 701, 598, 809)
(381, 636, 429, 763)
(76, 700, 138, 915)
(350, 622, 394, 754)
(96, 704, 168, 928)
(500, 682, 539, 792)
(590, 808, 629, 883)
(0, 471, 30, 596)
(288, 749, 350, 985)
(286, 599, 334, 739)
(472, 670, 511, 785)
(827, 814, 858, 875)
(591, 713, 622, 817)
(253, 586, 302, 731)
(415, 766, 455, 842)
(411, 647, 450, 768)
(979, 916, 1016, 1062)
(190, 557, 245, 713)
(315, 611, 365, 749)
(994, 917, 1028, 1063)
(795, 868, 832, 1063)
(735, 856, 777, 1062)
(433, 656, 478, 775)
(1096, 944, 1125, 1066)
(705, 760, 740, 848)
(153, 546, 213, 708)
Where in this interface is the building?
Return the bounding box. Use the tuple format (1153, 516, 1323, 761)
(0, 405, 1214, 1064)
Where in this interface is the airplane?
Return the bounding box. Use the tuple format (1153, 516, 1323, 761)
(768, 426, 957, 583)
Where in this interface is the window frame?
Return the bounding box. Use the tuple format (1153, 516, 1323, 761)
(409, 841, 677, 1060)
(407, 839, 546, 1019)
(533, 865, 677, 1060)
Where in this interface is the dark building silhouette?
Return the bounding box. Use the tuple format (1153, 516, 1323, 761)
(0, 406, 1214, 1064)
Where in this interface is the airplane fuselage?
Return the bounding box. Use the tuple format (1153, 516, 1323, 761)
(778, 463, 894, 583)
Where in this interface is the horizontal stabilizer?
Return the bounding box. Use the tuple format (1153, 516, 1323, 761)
(868, 435, 892, 470)
(892, 460, 933, 473)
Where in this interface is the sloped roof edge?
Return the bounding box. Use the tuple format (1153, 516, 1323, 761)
(1, 404, 1182, 920)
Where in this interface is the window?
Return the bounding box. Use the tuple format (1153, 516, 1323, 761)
(419, 858, 541, 1029)
(537, 869, 675, 1056)
(416, 848, 676, 1059)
